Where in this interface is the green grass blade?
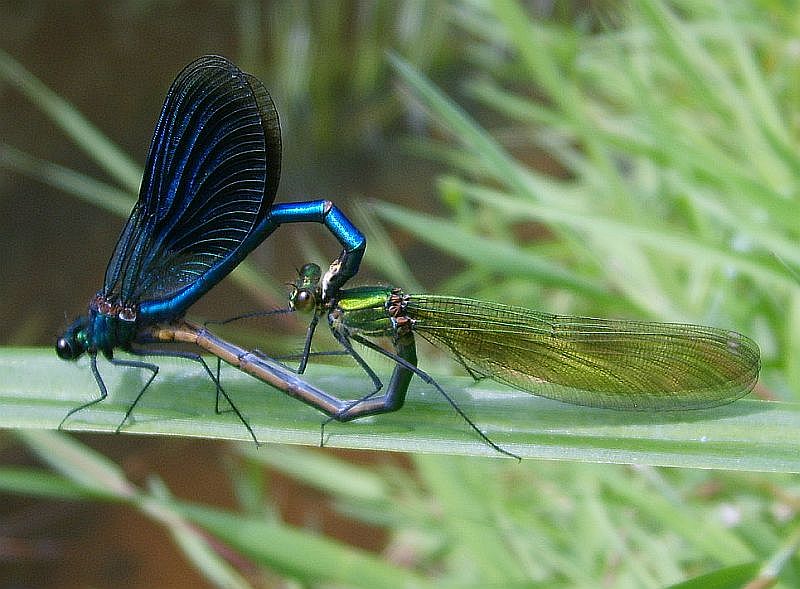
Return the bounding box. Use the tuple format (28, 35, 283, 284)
(0, 466, 113, 501)
(0, 57, 289, 309)
(17, 428, 135, 495)
(389, 52, 547, 200)
(174, 502, 434, 589)
(371, 199, 610, 300)
(0, 143, 288, 308)
(144, 476, 254, 589)
(422, 181, 793, 291)
(240, 444, 388, 502)
(664, 563, 761, 589)
(0, 142, 136, 216)
(597, 467, 752, 562)
(13, 430, 265, 589)
(0, 48, 142, 192)
(349, 198, 424, 292)
(2, 348, 797, 472)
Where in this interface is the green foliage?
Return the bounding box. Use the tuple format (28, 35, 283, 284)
(3, 430, 799, 588)
(1, 1, 799, 587)
(2, 348, 797, 470)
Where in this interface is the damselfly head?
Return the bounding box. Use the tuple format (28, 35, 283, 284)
(289, 263, 323, 313)
(294, 263, 318, 282)
(55, 317, 89, 361)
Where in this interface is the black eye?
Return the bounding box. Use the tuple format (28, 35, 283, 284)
(55, 337, 75, 360)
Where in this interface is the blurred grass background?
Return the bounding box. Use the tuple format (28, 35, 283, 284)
(1, 0, 799, 587)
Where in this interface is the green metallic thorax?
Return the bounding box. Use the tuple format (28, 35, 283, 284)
(332, 286, 397, 338)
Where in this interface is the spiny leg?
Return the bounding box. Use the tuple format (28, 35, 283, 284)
(455, 353, 487, 382)
(251, 311, 325, 374)
(431, 338, 487, 382)
(58, 353, 115, 430)
(347, 334, 520, 460)
(206, 307, 328, 375)
(205, 307, 298, 390)
(330, 328, 383, 395)
(108, 354, 162, 433)
(206, 304, 379, 389)
(125, 347, 260, 446)
(253, 349, 351, 369)
(214, 357, 232, 414)
(258, 312, 385, 407)
(206, 301, 382, 384)
(316, 330, 388, 446)
(296, 311, 320, 374)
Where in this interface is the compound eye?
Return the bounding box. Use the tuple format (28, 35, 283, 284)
(293, 289, 316, 313)
(55, 337, 75, 360)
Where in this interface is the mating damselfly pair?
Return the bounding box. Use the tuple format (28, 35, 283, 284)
(55, 55, 760, 458)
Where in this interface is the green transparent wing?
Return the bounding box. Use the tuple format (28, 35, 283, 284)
(406, 295, 760, 410)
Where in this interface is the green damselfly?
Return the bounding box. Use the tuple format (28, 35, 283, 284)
(282, 262, 760, 458)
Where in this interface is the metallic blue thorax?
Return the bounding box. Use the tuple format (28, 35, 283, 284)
(87, 294, 138, 358)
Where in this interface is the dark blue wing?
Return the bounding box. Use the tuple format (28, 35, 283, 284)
(103, 55, 281, 309)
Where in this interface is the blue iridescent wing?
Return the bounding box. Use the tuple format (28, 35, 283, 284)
(103, 55, 281, 311)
